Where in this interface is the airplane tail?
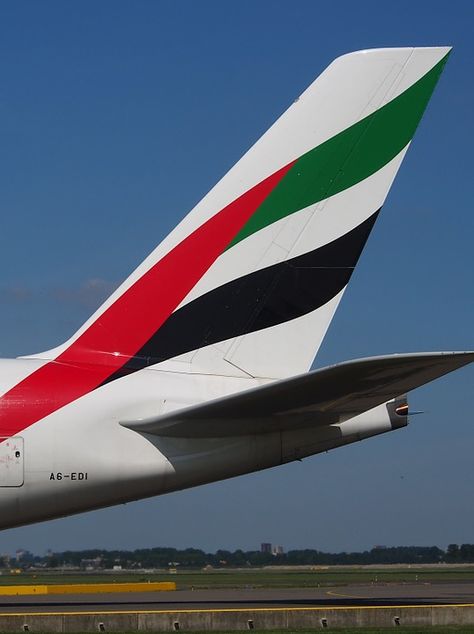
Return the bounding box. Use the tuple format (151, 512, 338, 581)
(31, 47, 451, 381)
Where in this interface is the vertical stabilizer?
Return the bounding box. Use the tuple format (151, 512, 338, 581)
(29, 47, 450, 381)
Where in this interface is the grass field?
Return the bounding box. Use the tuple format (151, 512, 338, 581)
(200, 629, 474, 633)
(1, 566, 474, 589)
(27, 629, 474, 633)
(188, 629, 474, 633)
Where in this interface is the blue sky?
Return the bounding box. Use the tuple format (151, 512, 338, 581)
(0, 0, 473, 555)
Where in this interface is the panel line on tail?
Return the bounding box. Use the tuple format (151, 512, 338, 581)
(8, 47, 452, 431)
(104, 210, 380, 380)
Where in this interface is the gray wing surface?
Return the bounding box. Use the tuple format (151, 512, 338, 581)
(121, 351, 474, 438)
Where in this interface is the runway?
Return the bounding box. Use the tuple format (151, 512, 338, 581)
(1, 582, 474, 614)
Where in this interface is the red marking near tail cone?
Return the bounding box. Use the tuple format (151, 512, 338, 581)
(0, 161, 295, 437)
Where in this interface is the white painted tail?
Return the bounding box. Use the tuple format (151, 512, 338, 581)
(29, 48, 450, 381)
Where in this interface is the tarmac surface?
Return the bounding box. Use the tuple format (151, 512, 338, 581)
(1, 583, 474, 614)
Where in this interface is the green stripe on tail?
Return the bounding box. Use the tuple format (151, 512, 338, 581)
(228, 53, 449, 249)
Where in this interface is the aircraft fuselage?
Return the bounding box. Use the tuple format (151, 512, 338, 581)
(0, 357, 400, 530)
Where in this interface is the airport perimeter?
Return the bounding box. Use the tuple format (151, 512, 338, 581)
(2, 567, 474, 630)
(1, 603, 474, 631)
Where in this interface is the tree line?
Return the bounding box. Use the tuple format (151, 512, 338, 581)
(4, 544, 474, 569)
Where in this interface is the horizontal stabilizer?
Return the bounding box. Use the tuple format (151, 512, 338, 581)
(121, 351, 474, 438)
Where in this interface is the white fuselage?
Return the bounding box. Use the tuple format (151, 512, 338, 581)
(0, 358, 401, 530)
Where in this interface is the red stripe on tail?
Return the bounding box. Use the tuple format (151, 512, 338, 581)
(0, 161, 295, 436)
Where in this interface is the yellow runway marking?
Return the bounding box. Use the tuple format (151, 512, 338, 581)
(0, 582, 175, 596)
(325, 589, 365, 599)
(0, 604, 473, 617)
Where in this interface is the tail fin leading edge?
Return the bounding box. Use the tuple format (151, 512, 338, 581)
(32, 47, 451, 381)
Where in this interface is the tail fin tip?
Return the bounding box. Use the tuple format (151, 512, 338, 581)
(27, 47, 452, 382)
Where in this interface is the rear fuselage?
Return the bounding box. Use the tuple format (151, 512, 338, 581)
(0, 357, 403, 530)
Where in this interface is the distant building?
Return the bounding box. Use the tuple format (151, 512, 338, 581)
(261, 543, 272, 553)
(80, 557, 103, 570)
(15, 549, 34, 564)
(272, 545, 284, 556)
